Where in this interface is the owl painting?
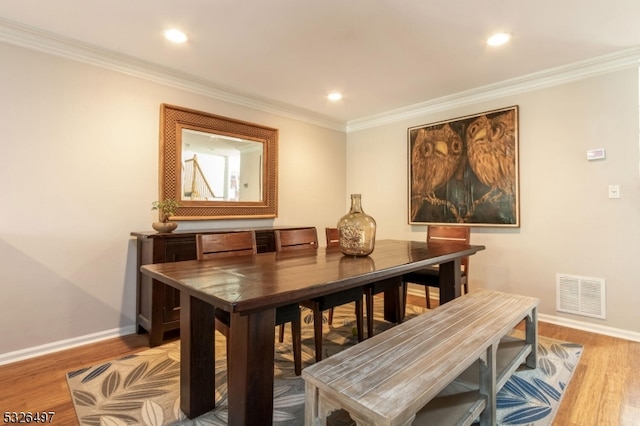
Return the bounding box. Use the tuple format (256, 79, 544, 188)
(408, 106, 519, 226)
(410, 123, 464, 221)
(466, 110, 517, 220)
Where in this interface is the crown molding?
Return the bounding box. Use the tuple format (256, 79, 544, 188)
(346, 46, 640, 132)
(2, 17, 638, 135)
(0, 17, 347, 132)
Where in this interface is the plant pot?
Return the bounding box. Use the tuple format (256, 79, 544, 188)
(152, 221, 178, 233)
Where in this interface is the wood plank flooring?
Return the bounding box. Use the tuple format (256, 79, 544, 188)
(0, 295, 638, 425)
(0, 333, 151, 425)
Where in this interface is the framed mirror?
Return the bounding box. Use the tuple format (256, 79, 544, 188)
(160, 104, 278, 219)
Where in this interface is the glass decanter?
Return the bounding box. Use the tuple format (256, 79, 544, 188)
(337, 194, 376, 256)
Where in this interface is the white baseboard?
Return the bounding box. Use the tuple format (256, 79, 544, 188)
(537, 313, 640, 342)
(0, 325, 137, 366)
(3, 293, 640, 367)
(407, 286, 640, 343)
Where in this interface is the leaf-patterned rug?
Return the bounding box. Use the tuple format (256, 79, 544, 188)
(496, 335, 582, 424)
(66, 300, 582, 425)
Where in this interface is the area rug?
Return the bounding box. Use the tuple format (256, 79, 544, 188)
(67, 300, 582, 425)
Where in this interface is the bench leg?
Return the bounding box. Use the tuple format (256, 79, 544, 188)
(352, 413, 415, 426)
(352, 415, 369, 426)
(479, 343, 497, 426)
(305, 385, 346, 426)
(398, 415, 416, 426)
(304, 382, 325, 426)
(525, 307, 538, 369)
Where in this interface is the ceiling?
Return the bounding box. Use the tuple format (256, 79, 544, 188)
(1, 0, 640, 127)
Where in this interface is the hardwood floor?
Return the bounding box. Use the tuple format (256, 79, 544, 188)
(539, 321, 640, 426)
(0, 333, 151, 425)
(1, 295, 638, 425)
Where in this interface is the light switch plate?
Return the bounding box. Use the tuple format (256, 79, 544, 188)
(587, 148, 606, 160)
(608, 185, 620, 199)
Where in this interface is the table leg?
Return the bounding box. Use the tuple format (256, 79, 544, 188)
(179, 292, 216, 419)
(227, 309, 276, 426)
(382, 276, 403, 323)
(438, 258, 461, 304)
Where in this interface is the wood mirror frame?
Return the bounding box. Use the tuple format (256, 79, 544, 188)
(159, 104, 278, 219)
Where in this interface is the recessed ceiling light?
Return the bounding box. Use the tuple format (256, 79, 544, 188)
(327, 92, 342, 101)
(487, 32, 511, 46)
(165, 29, 188, 44)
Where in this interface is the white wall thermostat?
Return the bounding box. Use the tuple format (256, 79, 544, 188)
(587, 148, 606, 161)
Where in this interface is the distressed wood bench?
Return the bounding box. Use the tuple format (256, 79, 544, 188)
(302, 289, 539, 426)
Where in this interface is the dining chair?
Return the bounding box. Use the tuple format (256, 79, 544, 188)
(325, 227, 402, 338)
(275, 227, 365, 361)
(196, 231, 302, 375)
(402, 225, 471, 309)
(325, 227, 340, 247)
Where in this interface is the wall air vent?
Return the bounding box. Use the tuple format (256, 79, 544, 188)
(556, 274, 606, 319)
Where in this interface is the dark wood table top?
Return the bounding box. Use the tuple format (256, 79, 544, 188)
(141, 239, 485, 314)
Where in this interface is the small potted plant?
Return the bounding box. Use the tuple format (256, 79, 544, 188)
(151, 198, 180, 233)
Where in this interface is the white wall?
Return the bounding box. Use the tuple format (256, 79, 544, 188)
(3, 38, 639, 361)
(346, 68, 640, 336)
(0, 42, 347, 356)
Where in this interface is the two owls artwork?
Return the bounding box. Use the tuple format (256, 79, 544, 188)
(410, 106, 518, 225)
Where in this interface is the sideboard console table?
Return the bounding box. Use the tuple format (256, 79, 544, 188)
(131, 226, 312, 346)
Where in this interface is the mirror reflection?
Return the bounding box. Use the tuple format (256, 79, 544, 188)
(181, 129, 263, 202)
(160, 104, 278, 220)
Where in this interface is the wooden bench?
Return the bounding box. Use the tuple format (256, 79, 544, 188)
(302, 289, 539, 426)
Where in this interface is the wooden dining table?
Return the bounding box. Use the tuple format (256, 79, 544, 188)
(140, 239, 485, 425)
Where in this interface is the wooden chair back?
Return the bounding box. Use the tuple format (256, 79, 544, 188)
(196, 231, 257, 260)
(426, 225, 471, 275)
(275, 227, 318, 251)
(197, 230, 303, 374)
(325, 227, 340, 247)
